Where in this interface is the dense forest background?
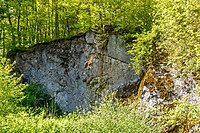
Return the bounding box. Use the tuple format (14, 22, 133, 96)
(0, 0, 152, 52)
(0, 0, 200, 132)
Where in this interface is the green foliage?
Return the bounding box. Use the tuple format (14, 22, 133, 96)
(128, 0, 200, 75)
(22, 82, 50, 108)
(0, 56, 61, 116)
(156, 100, 200, 133)
(155, 0, 200, 75)
(0, 57, 26, 115)
(0, 100, 161, 133)
(0, 0, 152, 55)
(22, 82, 62, 116)
(1, 98, 200, 132)
(128, 27, 160, 73)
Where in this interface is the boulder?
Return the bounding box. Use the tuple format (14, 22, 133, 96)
(14, 31, 139, 112)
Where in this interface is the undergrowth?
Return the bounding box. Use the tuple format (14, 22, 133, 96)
(0, 100, 161, 133)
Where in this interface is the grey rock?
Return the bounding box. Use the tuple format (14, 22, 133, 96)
(140, 65, 199, 107)
(85, 30, 97, 44)
(14, 31, 139, 113)
(189, 124, 200, 133)
(107, 35, 130, 63)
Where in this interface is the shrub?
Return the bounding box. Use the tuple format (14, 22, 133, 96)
(22, 82, 62, 116)
(0, 100, 161, 133)
(0, 57, 26, 115)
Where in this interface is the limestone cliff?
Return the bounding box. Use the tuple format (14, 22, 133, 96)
(14, 31, 139, 112)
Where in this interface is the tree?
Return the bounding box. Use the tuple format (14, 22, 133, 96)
(128, 0, 200, 76)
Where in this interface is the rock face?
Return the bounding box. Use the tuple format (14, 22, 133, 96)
(14, 31, 139, 112)
(139, 64, 199, 107)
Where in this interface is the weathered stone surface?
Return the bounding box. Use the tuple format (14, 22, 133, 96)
(139, 64, 199, 107)
(14, 31, 139, 112)
(107, 35, 130, 63)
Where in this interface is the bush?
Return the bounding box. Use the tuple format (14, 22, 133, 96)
(22, 82, 62, 116)
(0, 57, 26, 115)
